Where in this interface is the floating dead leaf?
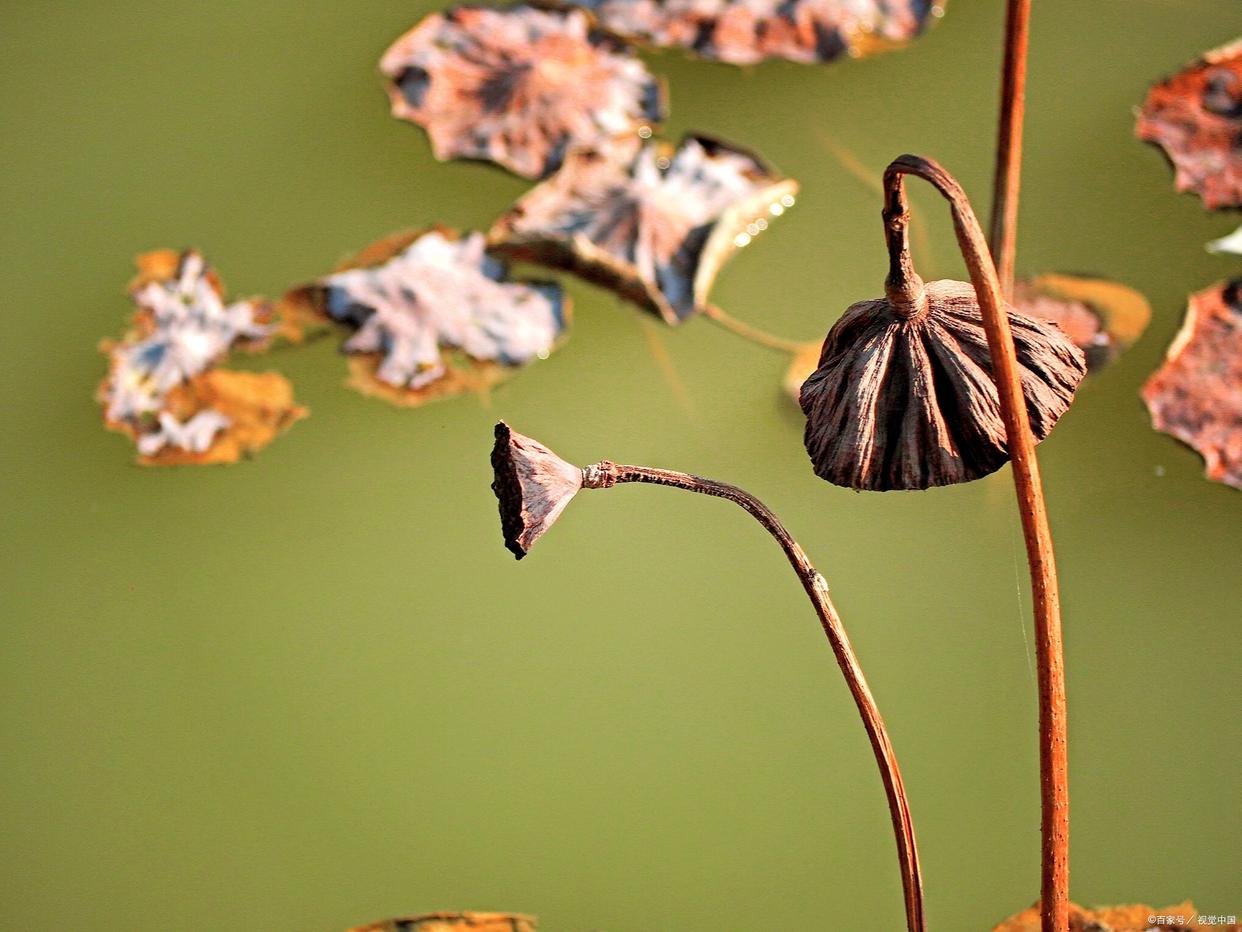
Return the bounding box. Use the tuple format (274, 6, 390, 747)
(1012, 274, 1151, 372)
(380, 5, 663, 179)
(99, 250, 304, 464)
(489, 134, 797, 324)
(348, 912, 536, 932)
(783, 340, 825, 401)
(555, 0, 944, 66)
(1137, 38, 1242, 209)
(132, 369, 306, 466)
(1142, 278, 1242, 490)
(995, 900, 1240, 931)
(283, 228, 568, 406)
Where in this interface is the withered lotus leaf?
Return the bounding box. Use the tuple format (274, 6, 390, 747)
(99, 250, 304, 465)
(994, 900, 1240, 931)
(1137, 39, 1242, 209)
(348, 912, 537, 932)
(489, 134, 798, 324)
(556, 0, 944, 66)
(288, 229, 568, 406)
(1012, 274, 1151, 372)
(800, 280, 1086, 490)
(380, 5, 664, 179)
(1142, 278, 1242, 490)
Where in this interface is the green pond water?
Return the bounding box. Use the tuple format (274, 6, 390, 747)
(2, 1, 1240, 929)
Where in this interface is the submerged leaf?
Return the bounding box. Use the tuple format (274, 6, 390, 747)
(1142, 278, 1242, 490)
(489, 134, 798, 324)
(348, 913, 536, 932)
(284, 229, 568, 406)
(783, 340, 825, 401)
(1012, 274, 1151, 372)
(99, 250, 304, 465)
(1137, 39, 1242, 209)
(380, 5, 663, 179)
(994, 901, 1239, 931)
(554, 0, 944, 66)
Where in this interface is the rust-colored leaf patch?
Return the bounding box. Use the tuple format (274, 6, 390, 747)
(995, 900, 1240, 931)
(1012, 274, 1151, 372)
(1142, 278, 1242, 490)
(1137, 39, 1242, 209)
(348, 912, 536, 932)
(381, 5, 663, 179)
(489, 134, 797, 324)
(557, 0, 945, 66)
(99, 250, 304, 465)
(283, 228, 568, 407)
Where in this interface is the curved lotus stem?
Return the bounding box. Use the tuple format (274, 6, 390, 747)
(884, 154, 1070, 932)
(579, 461, 925, 932)
(989, 0, 1032, 299)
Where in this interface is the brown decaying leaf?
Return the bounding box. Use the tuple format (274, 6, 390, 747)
(380, 5, 663, 179)
(1136, 38, 1242, 209)
(555, 0, 945, 66)
(1012, 274, 1151, 372)
(282, 228, 568, 408)
(99, 249, 304, 465)
(347, 912, 536, 932)
(489, 134, 798, 324)
(800, 279, 1086, 491)
(1142, 278, 1242, 490)
(994, 901, 1240, 931)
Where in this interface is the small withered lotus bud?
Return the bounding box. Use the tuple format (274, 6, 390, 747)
(491, 421, 583, 559)
(800, 156, 1087, 491)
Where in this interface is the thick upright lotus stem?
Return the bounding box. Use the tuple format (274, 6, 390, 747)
(989, 0, 1031, 299)
(884, 154, 1070, 932)
(577, 461, 926, 932)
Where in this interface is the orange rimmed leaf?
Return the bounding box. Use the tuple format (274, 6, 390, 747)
(283, 228, 569, 408)
(100, 249, 304, 464)
(1013, 274, 1151, 372)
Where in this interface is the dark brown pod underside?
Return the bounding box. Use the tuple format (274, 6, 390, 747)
(800, 280, 1086, 491)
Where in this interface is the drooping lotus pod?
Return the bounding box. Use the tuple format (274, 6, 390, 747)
(489, 134, 797, 324)
(1137, 38, 1242, 209)
(380, 5, 664, 179)
(799, 155, 1086, 491)
(800, 280, 1085, 490)
(553, 0, 945, 66)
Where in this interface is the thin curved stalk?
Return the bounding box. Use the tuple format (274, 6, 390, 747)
(581, 461, 925, 932)
(884, 154, 1070, 932)
(700, 303, 804, 353)
(989, 0, 1031, 299)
